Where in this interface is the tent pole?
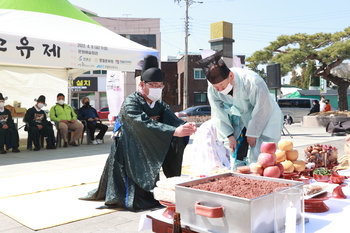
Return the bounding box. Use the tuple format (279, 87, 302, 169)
(68, 73, 72, 105)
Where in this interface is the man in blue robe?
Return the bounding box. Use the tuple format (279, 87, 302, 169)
(197, 50, 283, 166)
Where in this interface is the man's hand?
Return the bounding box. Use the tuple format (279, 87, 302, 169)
(60, 120, 69, 124)
(94, 117, 99, 121)
(2, 124, 8, 129)
(37, 125, 43, 130)
(228, 135, 236, 152)
(70, 119, 75, 123)
(247, 136, 257, 147)
(173, 122, 197, 137)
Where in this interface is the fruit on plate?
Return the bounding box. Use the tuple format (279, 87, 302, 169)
(286, 149, 299, 161)
(276, 163, 284, 176)
(258, 153, 276, 168)
(293, 160, 306, 172)
(278, 140, 293, 151)
(263, 166, 281, 178)
(275, 150, 287, 163)
(260, 142, 277, 154)
(281, 160, 294, 173)
(304, 143, 338, 167)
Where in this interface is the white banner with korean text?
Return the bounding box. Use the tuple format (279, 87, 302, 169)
(106, 71, 124, 119)
(0, 33, 147, 72)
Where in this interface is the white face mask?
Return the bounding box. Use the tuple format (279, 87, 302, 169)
(57, 100, 65, 105)
(147, 88, 162, 102)
(37, 103, 44, 109)
(0, 102, 4, 108)
(219, 82, 233, 95)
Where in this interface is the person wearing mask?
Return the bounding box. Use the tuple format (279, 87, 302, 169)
(319, 96, 326, 112)
(49, 93, 84, 147)
(308, 100, 320, 115)
(323, 99, 332, 112)
(78, 97, 108, 144)
(197, 50, 283, 164)
(80, 55, 196, 210)
(0, 93, 20, 153)
(24, 95, 56, 151)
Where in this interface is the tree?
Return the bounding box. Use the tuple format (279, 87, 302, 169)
(246, 27, 350, 110)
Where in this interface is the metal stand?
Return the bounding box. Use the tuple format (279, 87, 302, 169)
(282, 124, 293, 138)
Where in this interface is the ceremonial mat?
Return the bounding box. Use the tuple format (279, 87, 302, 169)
(0, 183, 120, 230)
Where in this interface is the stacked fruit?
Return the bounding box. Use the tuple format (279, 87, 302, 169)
(276, 140, 306, 173)
(249, 142, 283, 178)
(249, 140, 306, 178)
(304, 144, 338, 167)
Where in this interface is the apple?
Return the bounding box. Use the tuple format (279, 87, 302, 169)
(263, 166, 280, 178)
(276, 163, 284, 176)
(260, 142, 277, 154)
(258, 153, 276, 168)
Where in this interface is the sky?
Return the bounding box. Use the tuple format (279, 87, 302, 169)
(68, 0, 350, 59)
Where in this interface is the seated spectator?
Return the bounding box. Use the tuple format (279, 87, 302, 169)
(308, 100, 320, 115)
(323, 99, 332, 112)
(49, 93, 84, 147)
(24, 95, 56, 151)
(0, 93, 20, 154)
(78, 97, 108, 144)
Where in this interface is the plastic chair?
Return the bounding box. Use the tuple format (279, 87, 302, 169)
(81, 120, 105, 145)
(54, 122, 81, 147)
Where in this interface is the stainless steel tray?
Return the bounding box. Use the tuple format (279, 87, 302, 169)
(175, 172, 303, 233)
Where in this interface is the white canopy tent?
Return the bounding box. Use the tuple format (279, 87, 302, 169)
(0, 0, 157, 109)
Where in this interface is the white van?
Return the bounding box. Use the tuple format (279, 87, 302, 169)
(277, 98, 318, 123)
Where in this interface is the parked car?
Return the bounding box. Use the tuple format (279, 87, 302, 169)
(176, 105, 211, 117)
(277, 98, 318, 123)
(97, 106, 110, 120)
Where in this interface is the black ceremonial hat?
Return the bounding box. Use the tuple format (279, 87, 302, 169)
(141, 55, 164, 82)
(142, 55, 159, 73)
(141, 67, 164, 82)
(0, 93, 7, 101)
(197, 50, 231, 84)
(35, 95, 46, 104)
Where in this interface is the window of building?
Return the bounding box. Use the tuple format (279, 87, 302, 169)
(129, 35, 156, 48)
(194, 69, 206, 80)
(92, 70, 107, 74)
(194, 93, 207, 103)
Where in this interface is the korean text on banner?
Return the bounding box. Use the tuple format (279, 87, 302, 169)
(106, 71, 124, 118)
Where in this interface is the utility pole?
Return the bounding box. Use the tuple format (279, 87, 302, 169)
(183, 0, 189, 110)
(174, 0, 202, 109)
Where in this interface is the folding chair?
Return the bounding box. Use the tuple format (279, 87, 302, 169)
(81, 120, 105, 145)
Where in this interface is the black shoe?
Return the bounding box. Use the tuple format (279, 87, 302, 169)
(69, 141, 78, 147)
(33, 147, 40, 151)
(12, 148, 20, 153)
(0, 149, 7, 154)
(63, 142, 68, 148)
(46, 145, 56, 149)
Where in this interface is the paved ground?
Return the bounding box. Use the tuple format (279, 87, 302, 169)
(0, 122, 348, 233)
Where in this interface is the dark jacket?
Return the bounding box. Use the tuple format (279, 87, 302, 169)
(78, 105, 99, 124)
(308, 103, 320, 115)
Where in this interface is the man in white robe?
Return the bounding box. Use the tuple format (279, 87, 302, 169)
(197, 50, 283, 164)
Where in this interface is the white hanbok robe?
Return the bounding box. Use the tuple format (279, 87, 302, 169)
(208, 67, 283, 162)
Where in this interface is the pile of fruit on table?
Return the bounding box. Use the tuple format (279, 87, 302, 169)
(237, 140, 339, 178)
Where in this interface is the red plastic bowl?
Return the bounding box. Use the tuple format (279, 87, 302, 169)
(313, 174, 331, 182)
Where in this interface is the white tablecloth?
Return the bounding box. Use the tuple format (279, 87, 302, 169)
(140, 181, 350, 232)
